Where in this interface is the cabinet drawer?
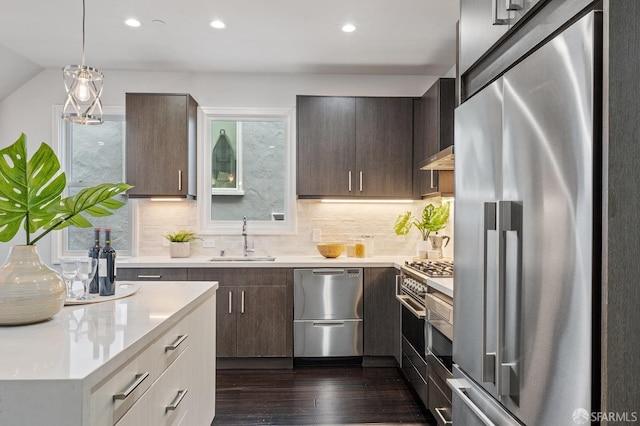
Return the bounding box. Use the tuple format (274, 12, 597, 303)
(294, 319, 362, 357)
(118, 268, 188, 281)
(90, 314, 190, 425)
(116, 349, 191, 426)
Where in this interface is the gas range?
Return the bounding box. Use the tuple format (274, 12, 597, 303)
(403, 259, 454, 279)
(397, 259, 454, 312)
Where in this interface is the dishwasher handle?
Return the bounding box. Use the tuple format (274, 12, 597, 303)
(311, 269, 346, 276)
(313, 321, 346, 327)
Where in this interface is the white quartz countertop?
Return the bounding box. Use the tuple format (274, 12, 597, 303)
(0, 281, 217, 381)
(116, 255, 454, 297)
(426, 276, 454, 298)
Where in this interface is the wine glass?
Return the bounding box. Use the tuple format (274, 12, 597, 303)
(76, 258, 98, 300)
(60, 259, 79, 299)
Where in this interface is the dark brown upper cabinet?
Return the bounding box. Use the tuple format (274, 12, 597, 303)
(414, 78, 455, 198)
(297, 95, 414, 198)
(126, 93, 197, 198)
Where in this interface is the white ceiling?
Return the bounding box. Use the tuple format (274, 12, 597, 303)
(0, 0, 459, 100)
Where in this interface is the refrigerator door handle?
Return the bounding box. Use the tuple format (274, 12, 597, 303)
(448, 378, 497, 426)
(497, 200, 522, 398)
(482, 202, 497, 384)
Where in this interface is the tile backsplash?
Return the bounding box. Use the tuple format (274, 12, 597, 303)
(137, 199, 454, 258)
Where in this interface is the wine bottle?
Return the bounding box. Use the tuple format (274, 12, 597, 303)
(88, 227, 101, 293)
(98, 228, 117, 296)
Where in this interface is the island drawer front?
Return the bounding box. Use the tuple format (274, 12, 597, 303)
(115, 348, 191, 426)
(89, 313, 190, 425)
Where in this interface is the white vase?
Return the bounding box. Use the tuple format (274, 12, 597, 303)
(0, 245, 66, 325)
(416, 239, 430, 259)
(169, 242, 191, 258)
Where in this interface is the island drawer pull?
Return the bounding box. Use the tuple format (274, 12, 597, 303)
(166, 388, 188, 412)
(165, 334, 188, 352)
(137, 275, 162, 279)
(113, 371, 150, 400)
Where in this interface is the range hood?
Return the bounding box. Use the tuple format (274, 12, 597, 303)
(420, 145, 454, 170)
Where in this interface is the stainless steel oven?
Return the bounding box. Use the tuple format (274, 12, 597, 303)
(396, 273, 429, 407)
(397, 260, 454, 425)
(426, 292, 453, 426)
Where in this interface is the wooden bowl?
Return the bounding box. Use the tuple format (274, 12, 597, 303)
(317, 243, 345, 258)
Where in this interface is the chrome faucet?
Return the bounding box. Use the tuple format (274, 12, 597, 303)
(242, 215, 254, 257)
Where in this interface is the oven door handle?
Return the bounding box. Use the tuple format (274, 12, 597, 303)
(427, 318, 454, 342)
(395, 294, 426, 319)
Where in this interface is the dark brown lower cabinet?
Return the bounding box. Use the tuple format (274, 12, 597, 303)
(188, 268, 293, 358)
(119, 266, 399, 366)
(364, 268, 400, 360)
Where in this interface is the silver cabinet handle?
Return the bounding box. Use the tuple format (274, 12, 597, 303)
(241, 290, 245, 314)
(430, 169, 436, 189)
(165, 388, 188, 412)
(348, 171, 352, 192)
(165, 334, 188, 352)
(113, 372, 150, 400)
(482, 202, 497, 384)
(178, 169, 183, 191)
(434, 407, 453, 425)
(137, 275, 161, 279)
(359, 171, 363, 192)
(228, 291, 233, 314)
(492, 0, 510, 25)
(448, 379, 496, 426)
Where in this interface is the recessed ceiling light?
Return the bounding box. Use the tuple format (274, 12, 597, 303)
(342, 23, 356, 33)
(210, 20, 226, 29)
(124, 18, 141, 28)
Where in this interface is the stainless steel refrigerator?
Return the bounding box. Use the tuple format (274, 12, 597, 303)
(451, 11, 601, 425)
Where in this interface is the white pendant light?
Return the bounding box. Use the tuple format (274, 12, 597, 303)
(62, 0, 104, 125)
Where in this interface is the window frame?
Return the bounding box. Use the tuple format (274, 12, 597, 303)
(51, 105, 136, 261)
(198, 107, 297, 235)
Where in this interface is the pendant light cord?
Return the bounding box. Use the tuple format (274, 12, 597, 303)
(81, 0, 86, 66)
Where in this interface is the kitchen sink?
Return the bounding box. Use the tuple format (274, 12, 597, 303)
(209, 256, 276, 262)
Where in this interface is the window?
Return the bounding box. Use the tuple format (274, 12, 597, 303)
(53, 106, 134, 258)
(199, 107, 296, 234)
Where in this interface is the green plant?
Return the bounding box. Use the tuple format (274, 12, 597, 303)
(394, 202, 450, 241)
(0, 133, 132, 245)
(163, 230, 200, 243)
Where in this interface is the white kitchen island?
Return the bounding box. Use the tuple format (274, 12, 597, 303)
(0, 281, 217, 426)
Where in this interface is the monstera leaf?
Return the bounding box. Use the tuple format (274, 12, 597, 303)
(0, 133, 131, 245)
(393, 211, 413, 236)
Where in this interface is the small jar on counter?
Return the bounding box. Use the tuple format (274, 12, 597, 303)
(346, 239, 356, 257)
(354, 239, 366, 258)
(361, 235, 374, 257)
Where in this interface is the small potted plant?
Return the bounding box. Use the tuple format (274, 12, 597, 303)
(394, 202, 450, 258)
(163, 230, 201, 258)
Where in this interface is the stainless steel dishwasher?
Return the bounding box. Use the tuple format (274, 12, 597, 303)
(294, 268, 363, 358)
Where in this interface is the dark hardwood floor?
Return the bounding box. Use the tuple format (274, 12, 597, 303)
(212, 366, 436, 425)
